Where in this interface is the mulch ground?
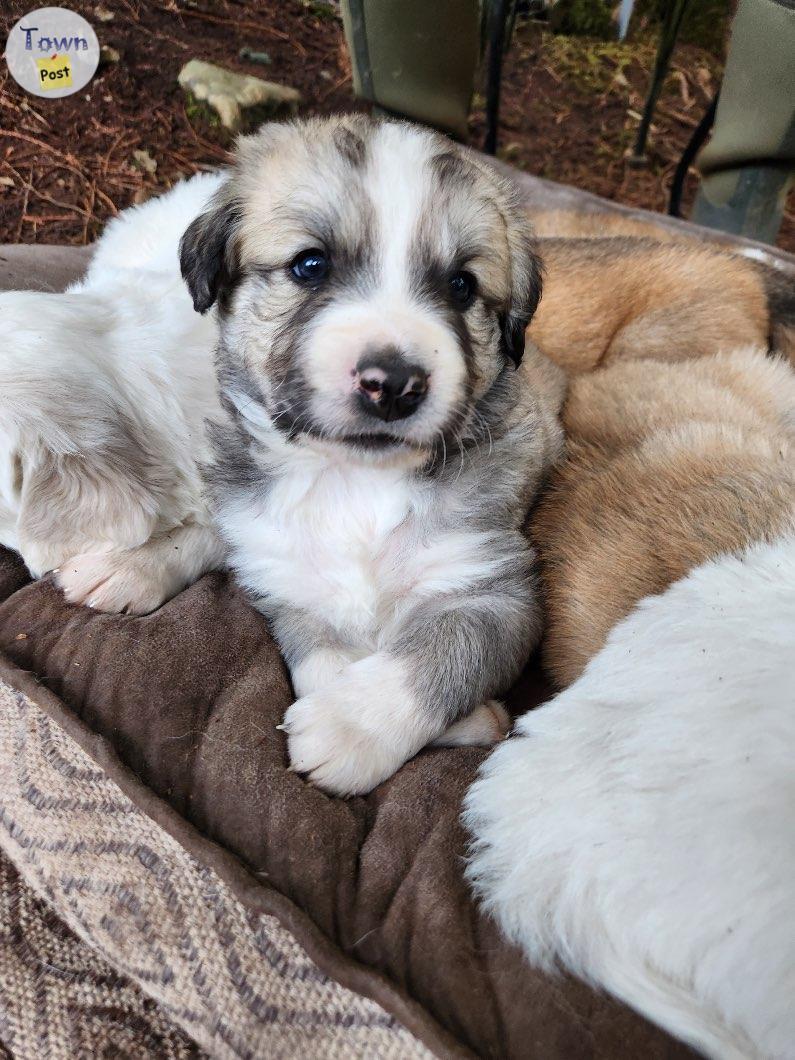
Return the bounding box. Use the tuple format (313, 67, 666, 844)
(0, 0, 354, 245)
(1, 0, 793, 252)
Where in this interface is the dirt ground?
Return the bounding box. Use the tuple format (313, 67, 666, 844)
(1, 0, 793, 251)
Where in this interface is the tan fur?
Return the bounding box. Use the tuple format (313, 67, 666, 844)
(529, 237, 771, 374)
(531, 209, 694, 242)
(531, 347, 795, 688)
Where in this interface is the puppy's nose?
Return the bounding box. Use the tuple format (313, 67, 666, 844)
(356, 354, 428, 422)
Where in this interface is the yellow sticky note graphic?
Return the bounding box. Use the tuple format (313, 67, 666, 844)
(36, 54, 72, 91)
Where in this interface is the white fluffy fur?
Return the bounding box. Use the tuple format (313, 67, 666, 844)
(85, 171, 224, 277)
(220, 419, 525, 645)
(292, 132, 471, 439)
(220, 431, 431, 641)
(464, 533, 795, 1060)
(220, 425, 522, 793)
(285, 657, 510, 794)
(0, 174, 226, 611)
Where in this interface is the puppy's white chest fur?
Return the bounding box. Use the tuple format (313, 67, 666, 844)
(227, 450, 425, 640)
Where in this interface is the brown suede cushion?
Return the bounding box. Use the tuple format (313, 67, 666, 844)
(0, 548, 694, 1059)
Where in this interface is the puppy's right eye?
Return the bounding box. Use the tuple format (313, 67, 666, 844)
(291, 249, 330, 284)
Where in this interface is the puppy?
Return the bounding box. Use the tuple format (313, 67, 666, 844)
(178, 116, 564, 795)
(0, 117, 563, 793)
(466, 238, 795, 1058)
(0, 173, 227, 613)
(531, 345, 795, 687)
(466, 529, 795, 1060)
(529, 235, 795, 373)
(467, 218, 795, 1058)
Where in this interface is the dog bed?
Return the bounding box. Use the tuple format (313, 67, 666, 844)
(2, 175, 792, 1058)
(0, 546, 695, 1058)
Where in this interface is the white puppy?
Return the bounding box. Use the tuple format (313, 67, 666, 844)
(465, 533, 795, 1060)
(179, 116, 563, 794)
(0, 173, 226, 613)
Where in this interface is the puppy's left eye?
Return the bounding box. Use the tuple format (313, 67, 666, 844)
(449, 271, 476, 308)
(291, 249, 330, 284)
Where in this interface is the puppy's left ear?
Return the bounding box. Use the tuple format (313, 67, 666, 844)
(500, 301, 537, 368)
(501, 223, 543, 368)
(179, 191, 241, 314)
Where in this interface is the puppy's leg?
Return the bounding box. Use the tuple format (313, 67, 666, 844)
(9, 408, 176, 571)
(6, 407, 219, 613)
(55, 519, 225, 614)
(266, 610, 362, 698)
(283, 566, 538, 795)
(290, 647, 358, 698)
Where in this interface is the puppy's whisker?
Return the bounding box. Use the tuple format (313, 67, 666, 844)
(436, 430, 448, 475)
(470, 408, 492, 458)
(454, 431, 466, 483)
(265, 378, 288, 403)
(268, 398, 299, 430)
(289, 410, 316, 439)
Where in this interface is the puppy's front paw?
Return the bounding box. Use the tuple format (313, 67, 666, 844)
(285, 696, 399, 797)
(55, 548, 178, 615)
(283, 654, 424, 796)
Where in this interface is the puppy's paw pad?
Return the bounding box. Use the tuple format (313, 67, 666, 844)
(56, 550, 173, 615)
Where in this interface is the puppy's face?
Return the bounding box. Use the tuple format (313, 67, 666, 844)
(180, 117, 541, 459)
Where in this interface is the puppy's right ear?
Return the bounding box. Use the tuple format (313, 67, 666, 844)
(179, 195, 241, 314)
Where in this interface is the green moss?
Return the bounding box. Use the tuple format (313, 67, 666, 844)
(182, 90, 297, 139)
(300, 0, 340, 21)
(183, 91, 221, 130)
(549, 0, 615, 39)
(546, 0, 730, 57)
(541, 32, 656, 93)
(241, 98, 300, 132)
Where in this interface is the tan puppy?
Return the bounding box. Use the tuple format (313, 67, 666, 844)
(532, 209, 691, 241)
(529, 235, 795, 372)
(531, 346, 795, 688)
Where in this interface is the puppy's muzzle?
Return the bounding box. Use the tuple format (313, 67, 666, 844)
(355, 350, 428, 423)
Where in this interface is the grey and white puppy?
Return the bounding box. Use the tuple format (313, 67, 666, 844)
(180, 115, 564, 796)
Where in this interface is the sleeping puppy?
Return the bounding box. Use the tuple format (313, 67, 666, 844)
(529, 234, 795, 373)
(466, 242, 795, 1060)
(178, 116, 564, 795)
(0, 173, 227, 614)
(532, 345, 795, 688)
